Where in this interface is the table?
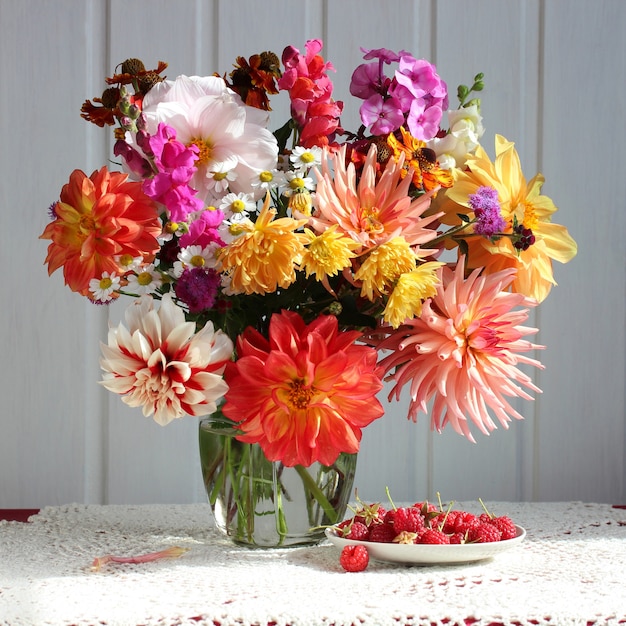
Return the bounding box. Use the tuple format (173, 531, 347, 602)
(1, 502, 626, 626)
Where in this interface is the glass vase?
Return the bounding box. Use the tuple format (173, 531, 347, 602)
(199, 411, 357, 548)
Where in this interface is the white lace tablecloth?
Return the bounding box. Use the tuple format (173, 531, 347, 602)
(1, 502, 626, 626)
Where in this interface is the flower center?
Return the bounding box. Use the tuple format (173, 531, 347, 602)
(521, 201, 539, 231)
(289, 177, 305, 190)
(360, 206, 383, 233)
(231, 199, 246, 213)
(300, 151, 315, 164)
(287, 379, 314, 410)
(190, 255, 205, 267)
(259, 170, 274, 183)
(137, 271, 153, 286)
(99, 276, 113, 290)
(79, 214, 96, 234)
(187, 137, 213, 165)
(118, 253, 134, 268)
(212, 171, 228, 181)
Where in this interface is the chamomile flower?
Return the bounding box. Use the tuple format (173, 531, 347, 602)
(290, 146, 323, 173)
(283, 171, 315, 196)
(171, 244, 218, 278)
(250, 168, 286, 194)
(89, 272, 121, 302)
(207, 165, 238, 196)
(218, 192, 256, 221)
(116, 254, 143, 273)
(125, 264, 163, 295)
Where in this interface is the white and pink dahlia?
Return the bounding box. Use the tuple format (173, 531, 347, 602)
(100, 293, 233, 425)
(133, 75, 278, 202)
(371, 262, 545, 442)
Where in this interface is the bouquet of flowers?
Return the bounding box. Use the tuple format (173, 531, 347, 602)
(40, 40, 576, 543)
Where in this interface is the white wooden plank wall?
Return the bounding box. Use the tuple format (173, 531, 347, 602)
(1, 0, 624, 507)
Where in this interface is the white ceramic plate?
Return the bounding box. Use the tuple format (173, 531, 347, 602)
(325, 525, 526, 565)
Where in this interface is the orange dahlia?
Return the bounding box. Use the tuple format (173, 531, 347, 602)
(222, 310, 384, 467)
(40, 167, 162, 297)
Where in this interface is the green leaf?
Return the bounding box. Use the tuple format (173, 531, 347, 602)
(273, 119, 294, 153)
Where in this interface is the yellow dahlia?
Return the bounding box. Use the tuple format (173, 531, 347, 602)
(383, 261, 444, 328)
(434, 134, 577, 302)
(217, 194, 308, 295)
(300, 225, 359, 281)
(354, 237, 417, 301)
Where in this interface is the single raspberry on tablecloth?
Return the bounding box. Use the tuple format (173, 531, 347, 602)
(339, 545, 369, 572)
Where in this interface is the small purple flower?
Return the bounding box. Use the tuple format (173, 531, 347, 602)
(174, 266, 221, 314)
(113, 140, 153, 178)
(469, 186, 506, 238)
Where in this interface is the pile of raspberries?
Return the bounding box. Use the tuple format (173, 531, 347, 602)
(336, 500, 517, 572)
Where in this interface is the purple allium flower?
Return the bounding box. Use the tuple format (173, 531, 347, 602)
(469, 186, 506, 238)
(174, 266, 221, 313)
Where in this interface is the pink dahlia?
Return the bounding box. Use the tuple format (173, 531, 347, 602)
(222, 310, 384, 467)
(370, 262, 544, 442)
(311, 143, 440, 252)
(100, 294, 233, 425)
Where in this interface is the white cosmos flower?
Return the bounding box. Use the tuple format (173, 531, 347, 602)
(99, 294, 233, 425)
(134, 75, 279, 201)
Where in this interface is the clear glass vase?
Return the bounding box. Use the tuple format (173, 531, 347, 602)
(199, 412, 357, 548)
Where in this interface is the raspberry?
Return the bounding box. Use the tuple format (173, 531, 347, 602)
(339, 544, 369, 572)
(449, 532, 466, 544)
(436, 510, 479, 534)
(419, 528, 450, 545)
(368, 522, 396, 543)
(490, 515, 517, 540)
(468, 521, 502, 543)
(393, 506, 426, 535)
(345, 521, 370, 541)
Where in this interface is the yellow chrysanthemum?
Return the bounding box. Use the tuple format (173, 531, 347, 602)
(433, 134, 577, 302)
(217, 195, 308, 295)
(383, 261, 445, 328)
(300, 226, 359, 281)
(354, 237, 416, 301)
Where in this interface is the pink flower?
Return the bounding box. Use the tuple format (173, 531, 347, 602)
(359, 94, 405, 135)
(180, 208, 225, 248)
(278, 39, 343, 148)
(100, 294, 233, 425)
(141, 124, 204, 221)
(369, 262, 545, 442)
(222, 310, 384, 467)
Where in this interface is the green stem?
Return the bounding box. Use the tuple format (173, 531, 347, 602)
(294, 464, 339, 524)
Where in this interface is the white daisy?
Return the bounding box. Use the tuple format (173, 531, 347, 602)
(172, 244, 218, 278)
(207, 165, 238, 196)
(283, 170, 316, 196)
(89, 272, 120, 302)
(125, 265, 162, 295)
(250, 168, 286, 194)
(218, 192, 256, 220)
(290, 146, 323, 173)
